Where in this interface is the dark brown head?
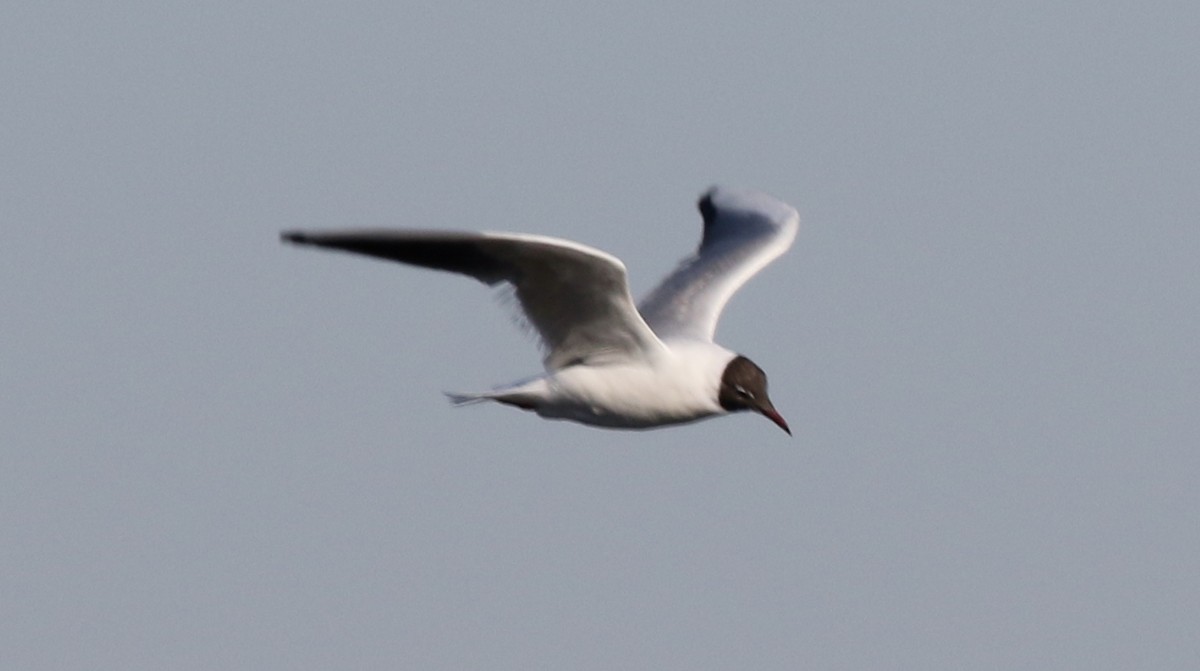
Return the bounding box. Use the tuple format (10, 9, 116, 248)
(718, 355, 790, 435)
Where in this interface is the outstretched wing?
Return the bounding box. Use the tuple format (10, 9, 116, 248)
(637, 187, 800, 342)
(282, 229, 666, 370)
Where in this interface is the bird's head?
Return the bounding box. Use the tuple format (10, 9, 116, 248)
(718, 355, 790, 435)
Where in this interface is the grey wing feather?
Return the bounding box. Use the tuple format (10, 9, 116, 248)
(282, 229, 665, 370)
(638, 187, 800, 342)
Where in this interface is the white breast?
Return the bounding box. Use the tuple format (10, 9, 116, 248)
(536, 342, 736, 428)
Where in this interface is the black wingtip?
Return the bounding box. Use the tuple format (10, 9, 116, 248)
(280, 231, 309, 245)
(697, 187, 719, 227)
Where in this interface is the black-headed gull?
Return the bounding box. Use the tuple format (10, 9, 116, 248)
(283, 186, 800, 434)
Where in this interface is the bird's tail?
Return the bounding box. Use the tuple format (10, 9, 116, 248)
(444, 391, 489, 406)
(445, 382, 542, 411)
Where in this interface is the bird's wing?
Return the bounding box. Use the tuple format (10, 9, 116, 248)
(637, 187, 800, 342)
(282, 229, 666, 370)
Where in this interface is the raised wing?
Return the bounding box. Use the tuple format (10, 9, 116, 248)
(282, 229, 666, 370)
(638, 187, 799, 342)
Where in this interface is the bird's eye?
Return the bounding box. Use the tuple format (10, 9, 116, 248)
(735, 385, 754, 399)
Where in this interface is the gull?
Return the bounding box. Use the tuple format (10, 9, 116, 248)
(282, 186, 800, 434)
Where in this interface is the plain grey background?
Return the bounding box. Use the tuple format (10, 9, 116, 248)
(4, 2, 1197, 669)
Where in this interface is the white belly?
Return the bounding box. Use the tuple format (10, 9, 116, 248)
(533, 347, 730, 429)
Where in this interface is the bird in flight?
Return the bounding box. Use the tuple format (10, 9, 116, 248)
(282, 186, 799, 434)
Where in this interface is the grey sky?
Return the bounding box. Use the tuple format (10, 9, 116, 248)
(3, 2, 1198, 669)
